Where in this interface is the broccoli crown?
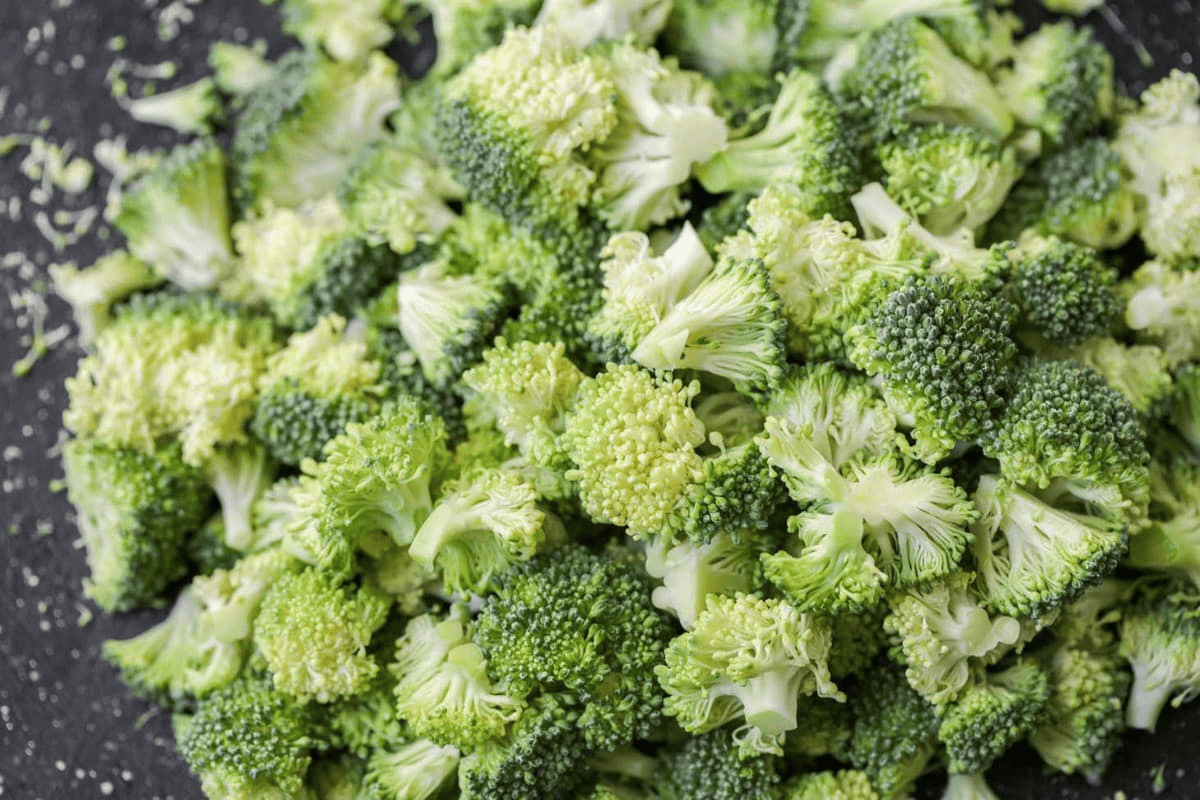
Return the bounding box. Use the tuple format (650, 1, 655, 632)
(656, 592, 841, 756)
(62, 438, 211, 612)
(939, 661, 1052, 775)
(1120, 579, 1200, 731)
(847, 274, 1017, 462)
(1008, 235, 1120, 347)
(680, 437, 783, 543)
(695, 69, 862, 221)
(112, 138, 234, 292)
(995, 20, 1114, 144)
(780, 769, 880, 800)
(252, 383, 375, 468)
(985, 359, 1150, 520)
(655, 726, 780, 800)
(253, 567, 391, 702)
(1052, 337, 1172, 418)
(231, 49, 401, 211)
(176, 670, 320, 800)
(877, 122, 1020, 235)
(475, 544, 675, 751)
(841, 17, 1013, 141)
(989, 136, 1137, 250)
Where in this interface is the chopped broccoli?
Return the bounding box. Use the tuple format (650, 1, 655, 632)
(937, 660, 1052, 775)
(277, 0, 398, 62)
(654, 726, 780, 800)
(1123, 258, 1200, 369)
(780, 769, 879, 800)
(535, 0, 672, 48)
(1126, 455, 1200, 587)
(420, 0, 542, 79)
(1008, 234, 1121, 347)
(643, 529, 777, 628)
(363, 737, 461, 800)
(49, 250, 162, 346)
(1119, 579, 1200, 731)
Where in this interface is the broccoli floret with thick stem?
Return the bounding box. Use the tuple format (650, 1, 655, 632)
(654, 726, 780, 800)
(203, 442, 276, 552)
(584, 41, 728, 231)
(1111, 70, 1200, 263)
(1120, 579, 1200, 731)
(175, 669, 321, 800)
(49, 250, 162, 346)
(277, 0, 398, 63)
(364, 737, 461, 800)
(840, 17, 1013, 141)
(989, 136, 1138, 250)
(231, 49, 401, 212)
(657, 592, 842, 756)
(111, 139, 233, 291)
(1124, 259, 1200, 369)
(252, 315, 383, 468)
(884, 572, 1023, 707)
(393, 262, 513, 388)
(336, 134, 463, 256)
(838, 661, 940, 800)
(780, 769, 879, 800)
(1126, 456, 1200, 587)
(937, 660, 1052, 775)
(476, 545, 675, 751)
(1028, 646, 1130, 783)
(535, 0, 671, 48)
(408, 466, 552, 594)
(103, 547, 299, 708)
(847, 273, 1017, 463)
(995, 20, 1114, 145)
(390, 609, 523, 749)
(1007, 234, 1120, 347)
(421, 0, 542, 79)
(970, 474, 1128, 619)
(229, 194, 402, 329)
(253, 567, 391, 702)
(984, 359, 1150, 522)
(696, 70, 862, 221)
(62, 438, 211, 612)
(877, 123, 1020, 235)
(433, 26, 618, 238)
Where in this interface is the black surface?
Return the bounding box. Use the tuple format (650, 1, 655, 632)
(1, 1, 1199, 798)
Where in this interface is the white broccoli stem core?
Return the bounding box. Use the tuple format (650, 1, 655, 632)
(733, 667, 801, 735)
(1125, 664, 1174, 731)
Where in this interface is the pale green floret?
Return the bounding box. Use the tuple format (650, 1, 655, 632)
(884, 572, 1022, 707)
(994, 21, 1115, 145)
(1124, 259, 1200, 369)
(561, 365, 705, 539)
(460, 338, 585, 465)
(940, 772, 998, 800)
(390, 610, 523, 749)
(253, 567, 391, 702)
(534, 0, 672, 48)
(278, 0, 397, 62)
(125, 78, 222, 135)
(408, 466, 548, 594)
(799, 0, 993, 64)
(1060, 338, 1172, 417)
(937, 660, 1052, 775)
(970, 474, 1128, 619)
(1111, 70, 1200, 263)
(363, 738, 460, 800)
(204, 442, 276, 552)
(113, 139, 234, 291)
(1126, 456, 1200, 588)
(660, 0, 780, 77)
(208, 42, 275, 96)
(644, 530, 771, 629)
(877, 123, 1020, 235)
(587, 41, 728, 230)
(656, 592, 842, 757)
(1119, 579, 1200, 731)
(781, 769, 879, 800)
(49, 250, 161, 346)
(395, 261, 511, 388)
(258, 314, 381, 396)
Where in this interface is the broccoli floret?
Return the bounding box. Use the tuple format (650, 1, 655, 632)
(696, 70, 862, 221)
(989, 136, 1138, 250)
(253, 567, 391, 702)
(847, 273, 1017, 463)
(984, 359, 1150, 522)
(476, 545, 675, 751)
(660, 0, 784, 78)
(62, 438, 211, 612)
(421, 0, 542, 79)
(884, 572, 1022, 707)
(1171, 363, 1200, 453)
(780, 769, 879, 800)
(657, 592, 841, 756)
(208, 41, 275, 97)
(841, 17, 1013, 141)
(175, 669, 321, 800)
(970, 474, 1128, 618)
(1124, 258, 1200, 369)
(408, 466, 551, 594)
(679, 425, 784, 543)
(1053, 337, 1173, 418)
(369, 325, 468, 446)
(232, 49, 401, 211)
(1111, 70, 1200, 263)
(937, 660, 1052, 775)
(799, 0, 994, 64)
(364, 737, 461, 800)
(535, 0, 672, 48)
(1007, 234, 1120, 347)
(277, 0, 397, 62)
(324, 666, 409, 757)
(49, 250, 162, 346)
(1120, 579, 1200, 731)
(877, 123, 1020, 235)
(111, 139, 234, 292)
(995, 20, 1114, 145)
(1126, 456, 1200, 587)
(202, 442, 276, 552)
(124, 78, 223, 136)
(390, 609, 522, 749)
(654, 726, 780, 800)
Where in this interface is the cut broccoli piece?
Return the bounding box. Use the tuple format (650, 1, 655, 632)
(780, 769, 879, 800)
(654, 726, 780, 800)
(1008, 234, 1120, 347)
(1120, 579, 1200, 731)
(124, 78, 223, 135)
(363, 737, 461, 800)
(1127, 455, 1200, 588)
(277, 0, 398, 62)
(49, 250, 162, 346)
(937, 660, 1052, 775)
(1124, 258, 1200, 369)
(535, 0, 672, 48)
(208, 41, 275, 97)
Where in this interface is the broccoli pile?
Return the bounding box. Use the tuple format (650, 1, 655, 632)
(49, 1, 1200, 798)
